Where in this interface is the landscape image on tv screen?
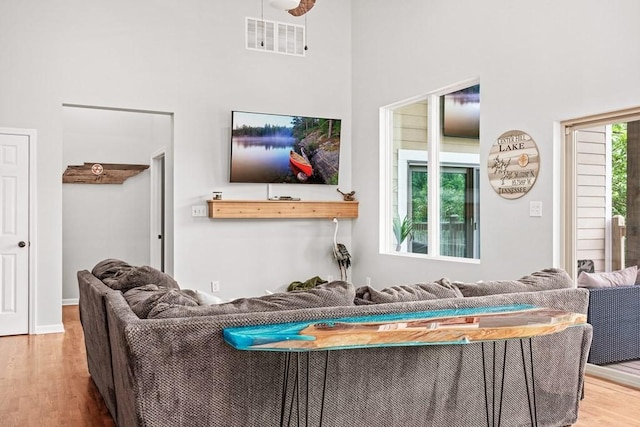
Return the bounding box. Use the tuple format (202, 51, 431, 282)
(442, 84, 480, 139)
(230, 111, 341, 184)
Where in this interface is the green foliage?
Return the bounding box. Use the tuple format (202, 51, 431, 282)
(612, 123, 627, 217)
(409, 169, 466, 222)
(291, 117, 341, 141)
(440, 172, 466, 219)
(232, 117, 341, 142)
(393, 215, 413, 250)
(232, 123, 292, 137)
(411, 169, 428, 222)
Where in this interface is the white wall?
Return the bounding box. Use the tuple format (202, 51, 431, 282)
(350, 0, 640, 286)
(0, 0, 352, 330)
(7, 0, 639, 330)
(62, 107, 172, 301)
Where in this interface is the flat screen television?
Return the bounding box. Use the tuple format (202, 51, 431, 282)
(442, 84, 480, 139)
(230, 111, 341, 184)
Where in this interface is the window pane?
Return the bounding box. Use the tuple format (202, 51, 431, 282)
(392, 100, 428, 253)
(440, 168, 473, 257)
(439, 84, 480, 259)
(410, 165, 427, 253)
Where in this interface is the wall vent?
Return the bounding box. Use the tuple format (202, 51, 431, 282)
(246, 17, 306, 57)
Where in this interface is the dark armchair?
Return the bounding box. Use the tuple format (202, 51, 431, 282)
(586, 285, 640, 364)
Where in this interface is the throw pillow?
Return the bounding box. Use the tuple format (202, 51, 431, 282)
(194, 289, 230, 305)
(123, 285, 199, 318)
(452, 268, 573, 297)
(102, 265, 180, 292)
(354, 279, 463, 305)
(147, 280, 355, 319)
(577, 265, 638, 288)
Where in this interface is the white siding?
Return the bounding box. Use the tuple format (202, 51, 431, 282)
(576, 126, 608, 272)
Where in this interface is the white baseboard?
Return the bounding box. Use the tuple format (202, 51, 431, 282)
(34, 324, 65, 334)
(62, 298, 79, 306)
(586, 363, 640, 389)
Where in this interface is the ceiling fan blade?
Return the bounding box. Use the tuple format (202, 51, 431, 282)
(288, 0, 315, 17)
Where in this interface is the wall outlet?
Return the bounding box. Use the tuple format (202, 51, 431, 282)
(192, 205, 207, 217)
(210, 281, 220, 292)
(365, 277, 371, 286)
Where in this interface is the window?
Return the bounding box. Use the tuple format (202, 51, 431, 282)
(381, 81, 480, 260)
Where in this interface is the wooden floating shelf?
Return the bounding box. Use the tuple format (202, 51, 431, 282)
(62, 162, 149, 184)
(207, 200, 359, 219)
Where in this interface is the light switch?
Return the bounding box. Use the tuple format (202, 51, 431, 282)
(530, 201, 542, 217)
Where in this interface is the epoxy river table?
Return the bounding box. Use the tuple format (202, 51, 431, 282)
(224, 304, 586, 427)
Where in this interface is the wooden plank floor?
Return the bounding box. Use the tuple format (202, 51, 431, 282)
(606, 359, 640, 376)
(1, 305, 640, 426)
(0, 306, 115, 427)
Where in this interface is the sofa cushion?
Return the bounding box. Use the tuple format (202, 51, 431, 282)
(452, 268, 573, 297)
(147, 280, 355, 319)
(91, 258, 133, 280)
(354, 280, 463, 305)
(101, 264, 180, 292)
(577, 265, 638, 288)
(123, 285, 199, 319)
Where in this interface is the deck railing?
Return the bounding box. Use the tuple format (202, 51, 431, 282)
(411, 216, 467, 257)
(612, 215, 626, 270)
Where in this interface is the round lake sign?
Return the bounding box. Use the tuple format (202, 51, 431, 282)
(488, 130, 539, 199)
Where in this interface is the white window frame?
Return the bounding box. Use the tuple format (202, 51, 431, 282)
(379, 78, 480, 261)
(397, 149, 480, 255)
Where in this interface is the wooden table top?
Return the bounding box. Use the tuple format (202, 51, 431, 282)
(223, 304, 587, 352)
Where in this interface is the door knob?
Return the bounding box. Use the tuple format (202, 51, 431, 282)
(18, 241, 26, 248)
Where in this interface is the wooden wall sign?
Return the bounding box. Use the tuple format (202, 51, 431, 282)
(488, 130, 539, 199)
(62, 163, 149, 184)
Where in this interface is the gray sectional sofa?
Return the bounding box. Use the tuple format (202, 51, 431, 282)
(78, 260, 593, 427)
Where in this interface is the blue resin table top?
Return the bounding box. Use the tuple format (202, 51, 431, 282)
(223, 304, 587, 352)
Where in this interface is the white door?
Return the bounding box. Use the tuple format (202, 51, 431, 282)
(0, 132, 30, 335)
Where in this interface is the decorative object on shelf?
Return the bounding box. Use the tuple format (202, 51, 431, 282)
(212, 192, 222, 200)
(488, 130, 540, 199)
(332, 218, 351, 281)
(393, 215, 413, 251)
(337, 188, 356, 201)
(62, 162, 149, 184)
(91, 163, 104, 176)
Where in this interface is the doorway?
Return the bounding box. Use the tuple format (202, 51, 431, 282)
(61, 105, 173, 303)
(150, 150, 166, 272)
(0, 128, 37, 336)
(563, 107, 640, 388)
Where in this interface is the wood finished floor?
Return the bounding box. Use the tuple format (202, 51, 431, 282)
(0, 306, 114, 427)
(1, 306, 639, 426)
(605, 359, 640, 377)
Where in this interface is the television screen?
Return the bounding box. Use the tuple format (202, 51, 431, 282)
(442, 84, 480, 139)
(230, 111, 341, 184)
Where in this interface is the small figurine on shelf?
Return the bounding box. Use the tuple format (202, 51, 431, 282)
(337, 188, 356, 201)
